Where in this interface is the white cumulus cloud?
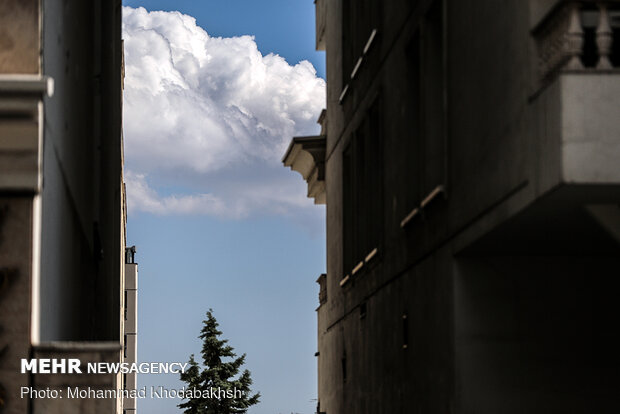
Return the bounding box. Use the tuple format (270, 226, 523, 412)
(122, 6, 325, 219)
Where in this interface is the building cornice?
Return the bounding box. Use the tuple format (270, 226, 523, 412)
(282, 135, 327, 205)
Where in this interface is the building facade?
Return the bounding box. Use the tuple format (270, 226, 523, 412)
(0, 1, 136, 413)
(285, 0, 620, 413)
(124, 247, 139, 414)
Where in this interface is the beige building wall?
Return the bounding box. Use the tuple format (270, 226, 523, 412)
(0, 0, 40, 74)
(0, 2, 44, 413)
(124, 258, 138, 412)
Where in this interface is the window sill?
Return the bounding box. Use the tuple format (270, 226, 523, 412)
(400, 185, 446, 229)
(341, 247, 380, 288)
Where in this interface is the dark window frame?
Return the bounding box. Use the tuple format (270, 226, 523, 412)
(342, 97, 384, 277)
(342, 0, 382, 84)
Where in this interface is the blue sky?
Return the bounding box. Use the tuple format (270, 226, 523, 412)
(130, 215, 324, 414)
(122, 0, 325, 79)
(121, 1, 326, 414)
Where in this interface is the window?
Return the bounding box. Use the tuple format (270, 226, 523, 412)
(402, 313, 409, 349)
(342, 0, 381, 83)
(343, 98, 383, 275)
(420, 0, 446, 197)
(360, 302, 367, 319)
(404, 30, 422, 213)
(402, 0, 446, 221)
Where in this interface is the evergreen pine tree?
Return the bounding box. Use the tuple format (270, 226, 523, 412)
(179, 309, 260, 414)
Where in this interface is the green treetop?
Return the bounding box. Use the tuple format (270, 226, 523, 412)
(179, 309, 260, 414)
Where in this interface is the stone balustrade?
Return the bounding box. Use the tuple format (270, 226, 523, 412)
(535, 1, 620, 83)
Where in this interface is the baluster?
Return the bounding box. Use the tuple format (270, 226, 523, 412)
(566, 2, 585, 69)
(596, 3, 613, 69)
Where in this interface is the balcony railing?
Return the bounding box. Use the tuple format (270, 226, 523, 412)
(535, 1, 620, 83)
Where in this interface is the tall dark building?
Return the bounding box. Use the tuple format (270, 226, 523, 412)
(0, 1, 137, 412)
(285, 1, 620, 412)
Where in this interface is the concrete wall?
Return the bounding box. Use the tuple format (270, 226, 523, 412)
(32, 342, 122, 414)
(455, 256, 620, 413)
(124, 262, 138, 411)
(40, 0, 123, 341)
(0, 2, 41, 413)
(315, 0, 620, 413)
(560, 74, 620, 183)
(0, 200, 35, 414)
